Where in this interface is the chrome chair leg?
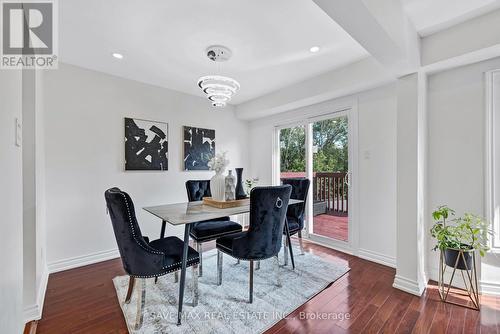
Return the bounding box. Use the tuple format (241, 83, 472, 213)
(217, 250, 223, 286)
(256, 260, 260, 270)
(125, 276, 135, 304)
(174, 271, 179, 283)
(134, 278, 146, 330)
(192, 264, 199, 307)
(284, 238, 289, 266)
(274, 256, 282, 287)
(298, 231, 305, 255)
(249, 260, 254, 303)
(197, 242, 203, 277)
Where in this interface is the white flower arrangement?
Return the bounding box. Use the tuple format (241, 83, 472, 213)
(208, 151, 230, 174)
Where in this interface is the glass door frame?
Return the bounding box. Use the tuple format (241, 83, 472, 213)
(273, 106, 359, 255)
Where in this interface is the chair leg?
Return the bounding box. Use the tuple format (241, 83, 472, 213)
(134, 278, 146, 330)
(249, 260, 254, 303)
(256, 260, 260, 270)
(236, 259, 240, 264)
(298, 231, 305, 255)
(274, 255, 282, 287)
(174, 271, 179, 283)
(125, 276, 135, 304)
(192, 264, 199, 307)
(154, 277, 158, 284)
(217, 250, 223, 286)
(284, 238, 289, 266)
(196, 242, 203, 277)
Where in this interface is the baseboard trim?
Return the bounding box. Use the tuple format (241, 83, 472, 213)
(306, 235, 354, 255)
(358, 248, 396, 268)
(428, 268, 500, 296)
(24, 265, 49, 322)
(23, 320, 38, 334)
(393, 275, 426, 296)
(48, 248, 120, 274)
(480, 280, 500, 296)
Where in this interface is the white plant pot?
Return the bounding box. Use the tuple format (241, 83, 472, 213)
(210, 172, 226, 201)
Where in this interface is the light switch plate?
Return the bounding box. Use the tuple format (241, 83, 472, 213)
(15, 118, 22, 147)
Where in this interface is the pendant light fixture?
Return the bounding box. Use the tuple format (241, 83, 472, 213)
(197, 45, 240, 108)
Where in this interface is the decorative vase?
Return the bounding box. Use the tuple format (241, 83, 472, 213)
(225, 170, 236, 201)
(235, 168, 247, 199)
(210, 171, 226, 201)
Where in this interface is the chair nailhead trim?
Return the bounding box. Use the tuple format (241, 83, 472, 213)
(131, 258, 200, 278)
(110, 189, 163, 256)
(109, 188, 200, 278)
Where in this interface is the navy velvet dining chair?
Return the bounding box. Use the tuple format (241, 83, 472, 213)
(281, 178, 310, 265)
(215, 185, 292, 303)
(185, 180, 242, 277)
(104, 187, 200, 329)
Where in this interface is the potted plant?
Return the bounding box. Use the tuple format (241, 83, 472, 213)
(244, 177, 259, 196)
(430, 205, 492, 270)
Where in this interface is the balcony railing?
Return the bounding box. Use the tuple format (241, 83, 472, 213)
(280, 171, 348, 216)
(313, 172, 348, 216)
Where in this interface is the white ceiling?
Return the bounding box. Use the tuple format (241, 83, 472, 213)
(59, 0, 368, 105)
(402, 0, 500, 36)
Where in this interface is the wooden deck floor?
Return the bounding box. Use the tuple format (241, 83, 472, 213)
(313, 214, 349, 241)
(34, 239, 500, 334)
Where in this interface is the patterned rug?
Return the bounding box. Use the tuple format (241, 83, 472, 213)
(113, 248, 349, 333)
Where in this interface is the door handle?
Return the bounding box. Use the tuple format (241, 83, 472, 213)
(344, 171, 351, 187)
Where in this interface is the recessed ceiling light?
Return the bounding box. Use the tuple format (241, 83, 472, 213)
(112, 53, 124, 59)
(309, 46, 320, 53)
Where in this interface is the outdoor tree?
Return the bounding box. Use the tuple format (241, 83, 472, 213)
(280, 117, 348, 173)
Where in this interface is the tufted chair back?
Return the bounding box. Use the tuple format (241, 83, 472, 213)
(281, 178, 310, 230)
(185, 180, 212, 202)
(105, 187, 164, 277)
(231, 185, 292, 260)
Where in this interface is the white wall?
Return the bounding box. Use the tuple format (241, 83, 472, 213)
(236, 57, 394, 121)
(421, 9, 500, 66)
(248, 84, 397, 266)
(22, 70, 37, 315)
(0, 70, 24, 333)
(43, 63, 250, 270)
(357, 85, 397, 266)
(22, 69, 49, 322)
(428, 56, 500, 293)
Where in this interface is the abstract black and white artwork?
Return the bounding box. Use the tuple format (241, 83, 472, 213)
(183, 126, 215, 170)
(125, 118, 168, 171)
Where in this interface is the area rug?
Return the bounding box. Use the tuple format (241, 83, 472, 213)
(113, 249, 349, 333)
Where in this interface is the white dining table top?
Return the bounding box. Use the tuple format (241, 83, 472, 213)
(143, 199, 303, 226)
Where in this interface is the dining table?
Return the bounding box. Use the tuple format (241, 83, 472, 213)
(143, 198, 303, 326)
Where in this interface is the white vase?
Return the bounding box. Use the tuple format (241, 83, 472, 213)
(210, 171, 226, 201)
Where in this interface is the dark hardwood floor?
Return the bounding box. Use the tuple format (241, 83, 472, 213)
(36, 239, 499, 334)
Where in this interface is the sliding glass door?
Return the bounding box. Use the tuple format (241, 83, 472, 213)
(275, 110, 352, 246)
(278, 125, 306, 180)
(311, 116, 349, 242)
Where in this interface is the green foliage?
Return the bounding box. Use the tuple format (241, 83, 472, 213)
(431, 205, 455, 226)
(430, 206, 492, 257)
(245, 178, 259, 195)
(280, 117, 348, 173)
(280, 127, 306, 172)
